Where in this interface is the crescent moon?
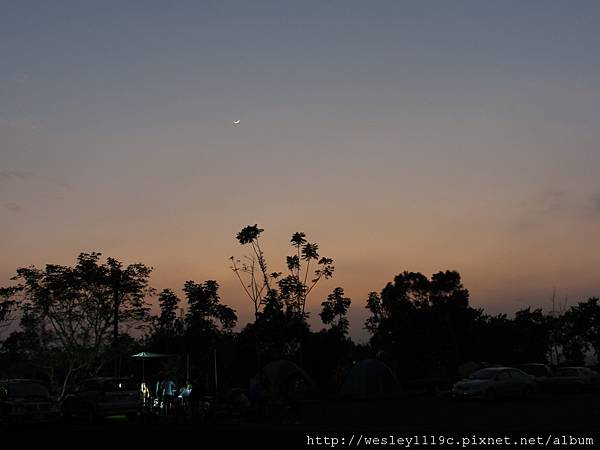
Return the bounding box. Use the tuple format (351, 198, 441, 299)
(233, 120, 240, 125)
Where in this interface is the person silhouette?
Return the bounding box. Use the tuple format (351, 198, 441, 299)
(140, 381, 151, 411)
(162, 376, 176, 415)
(155, 374, 164, 413)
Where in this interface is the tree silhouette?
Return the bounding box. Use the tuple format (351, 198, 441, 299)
(576, 298, 600, 361)
(320, 287, 351, 335)
(148, 288, 185, 353)
(157, 289, 181, 333)
(0, 287, 17, 332)
(1, 252, 153, 398)
(280, 238, 334, 316)
(2, 245, 600, 402)
(365, 270, 479, 380)
(231, 225, 335, 321)
(230, 225, 276, 320)
(556, 298, 600, 364)
(184, 280, 237, 336)
(512, 307, 551, 363)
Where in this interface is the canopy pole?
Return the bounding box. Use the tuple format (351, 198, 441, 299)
(213, 349, 218, 396)
(186, 353, 190, 382)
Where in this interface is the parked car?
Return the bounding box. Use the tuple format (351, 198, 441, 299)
(544, 367, 600, 393)
(62, 377, 140, 422)
(452, 367, 536, 400)
(0, 379, 61, 426)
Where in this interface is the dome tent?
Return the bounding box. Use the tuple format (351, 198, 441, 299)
(341, 359, 402, 400)
(254, 359, 314, 402)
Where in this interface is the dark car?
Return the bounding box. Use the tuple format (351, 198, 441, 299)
(452, 367, 536, 400)
(545, 367, 600, 393)
(62, 377, 140, 422)
(0, 379, 61, 426)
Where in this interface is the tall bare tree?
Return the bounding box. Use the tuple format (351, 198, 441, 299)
(231, 225, 335, 320)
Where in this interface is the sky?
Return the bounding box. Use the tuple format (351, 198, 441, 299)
(1, 1, 600, 341)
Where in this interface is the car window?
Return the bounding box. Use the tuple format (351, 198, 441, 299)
(468, 369, 498, 380)
(510, 370, 528, 379)
(555, 368, 578, 377)
(496, 371, 511, 380)
(7, 382, 50, 398)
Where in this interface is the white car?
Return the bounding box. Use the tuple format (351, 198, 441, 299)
(452, 367, 536, 400)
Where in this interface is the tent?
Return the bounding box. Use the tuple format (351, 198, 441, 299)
(341, 359, 402, 400)
(254, 359, 314, 402)
(131, 352, 169, 358)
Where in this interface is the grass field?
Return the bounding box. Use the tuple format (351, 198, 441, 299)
(7, 394, 597, 449)
(39, 391, 597, 432)
(291, 393, 600, 431)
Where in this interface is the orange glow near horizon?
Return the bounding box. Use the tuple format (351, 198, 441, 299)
(2, 3, 600, 340)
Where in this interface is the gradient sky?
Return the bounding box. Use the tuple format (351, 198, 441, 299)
(2, 1, 600, 341)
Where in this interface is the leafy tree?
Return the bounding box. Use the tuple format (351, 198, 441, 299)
(279, 237, 334, 316)
(365, 272, 430, 378)
(512, 307, 550, 363)
(184, 280, 237, 336)
(556, 298, 599, 364)
(365, 270, 477, 380)
(429, 270, 469, 310)
(571, 298, 600, 362)
(156, 288, 183, 335)
(231, 225, 335, 366)
(105, 257, 153, 346)
(320, 287, 351, 335)
(147, 289, 185, 353)
(1, 252, 153, 398)
(428, 270, 472, 367)
(478, 313, 514, 363)
(144, 281, 237, 390)
(546, 290, 569, 365)
(301, 287, 353, 392)
(559, 318, 587, 365)
(0, 287, 17, 332)
(364, 271, 428, 350)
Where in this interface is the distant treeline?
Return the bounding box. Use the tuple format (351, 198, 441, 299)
(0, 225, 598, 398)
